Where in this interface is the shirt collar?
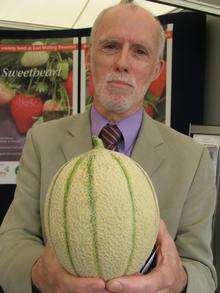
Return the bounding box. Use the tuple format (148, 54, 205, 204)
(91, 105, 143, 154)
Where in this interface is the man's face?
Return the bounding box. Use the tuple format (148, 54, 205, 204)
(89, 6, 163, 116)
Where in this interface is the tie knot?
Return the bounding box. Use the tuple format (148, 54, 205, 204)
(99, 124, 122, 151)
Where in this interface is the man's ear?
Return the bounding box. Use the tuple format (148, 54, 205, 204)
(151, 59, 165, 82)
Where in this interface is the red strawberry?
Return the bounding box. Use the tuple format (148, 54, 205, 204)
(43, 99, 64, 112)
(148, 60, 166, 99)
(64, 71, 73, 97)
(87, 73, 95, 97)
(10, 94, 43, 134)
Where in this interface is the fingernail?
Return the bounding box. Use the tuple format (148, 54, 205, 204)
(108, 281, 122, 292)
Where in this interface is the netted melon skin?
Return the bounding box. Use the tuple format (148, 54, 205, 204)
(44, 147, 159, 281)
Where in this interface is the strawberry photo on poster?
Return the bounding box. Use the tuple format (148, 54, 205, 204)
(144, 60, 167, 121)
(0, 38, 75, 166)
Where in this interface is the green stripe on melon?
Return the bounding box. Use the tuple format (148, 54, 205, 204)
(44, 136, 159, 280)
(87, 155, 102, 277)
(110, 154, 136, 275)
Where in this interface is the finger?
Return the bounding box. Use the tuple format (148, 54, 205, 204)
(156, 220, 178, 259)
(157, 219, 172, 245)
(106, 275, 148, 293)
(62, 275, 106, 292)
(106, 268, 173, 293)
(142, 268, 170, 291)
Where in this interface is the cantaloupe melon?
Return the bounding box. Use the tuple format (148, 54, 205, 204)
(44, 136, 159, 281)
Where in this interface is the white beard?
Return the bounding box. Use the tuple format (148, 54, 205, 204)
(94, 73, 150, 114)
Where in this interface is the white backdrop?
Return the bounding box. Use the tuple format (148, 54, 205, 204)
(0, 0, 175, 30)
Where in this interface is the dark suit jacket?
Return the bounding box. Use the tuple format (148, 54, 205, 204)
(0, 109, 217, 292)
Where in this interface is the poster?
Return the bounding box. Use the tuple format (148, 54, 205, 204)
(144, 23, 173, 125)
(0, 37, 78, 184)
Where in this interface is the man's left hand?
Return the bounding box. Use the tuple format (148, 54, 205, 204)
(106, 219, 187, 293)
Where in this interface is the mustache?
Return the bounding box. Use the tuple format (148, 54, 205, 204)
(105, 73, 136, 88)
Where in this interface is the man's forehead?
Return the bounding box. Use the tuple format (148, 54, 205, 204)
(93, 6, 158, 44)
(95, 23, 157, 49)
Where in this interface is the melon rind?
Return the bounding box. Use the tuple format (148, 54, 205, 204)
(44, 147, 159, 280)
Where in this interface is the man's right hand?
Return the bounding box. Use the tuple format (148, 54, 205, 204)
(31, 245, 110, 293)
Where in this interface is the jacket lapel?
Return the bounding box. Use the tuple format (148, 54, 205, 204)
(131, 113, 167, 177)
(61, 110, 93, 162)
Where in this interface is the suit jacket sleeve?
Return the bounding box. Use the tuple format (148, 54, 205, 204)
(0, 129, 44, 293)
(175, 147, 217, 292)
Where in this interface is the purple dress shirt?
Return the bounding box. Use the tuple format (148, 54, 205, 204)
(90, 105, 143, 156)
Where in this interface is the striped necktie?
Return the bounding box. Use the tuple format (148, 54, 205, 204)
(99, 123, 122, 151)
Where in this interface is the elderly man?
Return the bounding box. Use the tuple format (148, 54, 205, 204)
(0, 3, 216, 293)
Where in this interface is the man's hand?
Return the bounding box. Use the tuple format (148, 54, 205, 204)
(31, 245, 110, 293)
(106, 220, 187, 293)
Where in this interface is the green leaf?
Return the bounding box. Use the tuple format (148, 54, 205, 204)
(58, 61, 69, 80)
(33, 82, 49, 94)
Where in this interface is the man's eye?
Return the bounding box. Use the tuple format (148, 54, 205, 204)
(102, 42, 118, 52)
(105, 44, 116, 49)
(135, 48, 147, 56)
(138, 50, 146, 55)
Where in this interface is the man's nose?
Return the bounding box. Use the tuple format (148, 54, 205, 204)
(113, 46, 130, 73)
